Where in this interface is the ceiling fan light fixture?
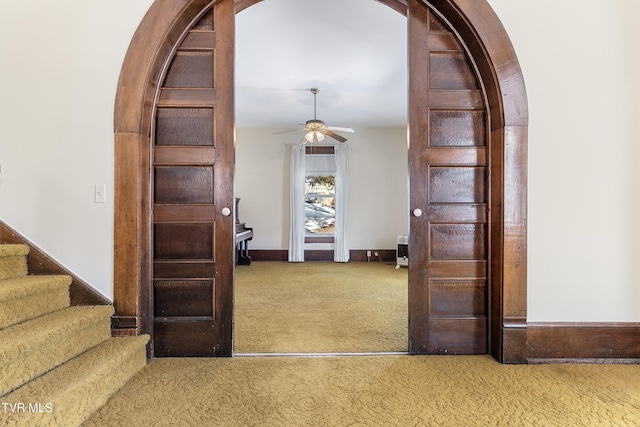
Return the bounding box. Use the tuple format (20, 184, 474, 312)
(305, 130, 325, 143)
(305, 132, 315, 143)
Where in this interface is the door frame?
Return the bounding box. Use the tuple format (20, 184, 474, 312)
(113, 0, 528, 363)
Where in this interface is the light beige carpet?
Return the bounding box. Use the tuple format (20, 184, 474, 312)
(234, 262, 408, 353)
(83, 355, 640, 426)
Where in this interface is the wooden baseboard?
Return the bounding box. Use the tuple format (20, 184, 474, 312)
(527, 322, 640, 362)
(350, 249, 396, 263)
(249, 250, 288, 262)
(0, 220, 110, 306)
(248, 249, 397, 263)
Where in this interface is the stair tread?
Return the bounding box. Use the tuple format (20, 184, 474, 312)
(0, 244, 30, 257)
(5, 336, 150, 400)
(0, 305, 115, 397)
(0, 305, 114, 358)
(2, 336, 149, 426)
(0, 274, 72, 301)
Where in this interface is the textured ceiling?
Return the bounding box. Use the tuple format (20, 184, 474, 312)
(235, 0, 408, 129)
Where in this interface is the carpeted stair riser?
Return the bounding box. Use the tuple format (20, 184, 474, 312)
(2, 335, 150, 427)
(0, 275, 71, 329)
(0, 243, 150, 425)
(0, 305, 114, 396)
(0, 244, 29, 280)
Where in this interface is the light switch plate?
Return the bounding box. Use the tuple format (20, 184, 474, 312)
(94, 184, 106, 203)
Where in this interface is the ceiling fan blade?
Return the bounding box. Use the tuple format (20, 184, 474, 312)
(323, 130, 348, 143)
(273, 128, 307, 135)
(327, 126, 354, 133)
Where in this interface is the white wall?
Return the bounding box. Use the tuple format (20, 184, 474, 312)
(0, 1, 638, 322)
(0, 0, 153, 299)
(488, 0, 640, 321)
(235, 128, 408, 250)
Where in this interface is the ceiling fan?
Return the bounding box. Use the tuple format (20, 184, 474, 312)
(274, 88, 354, 144)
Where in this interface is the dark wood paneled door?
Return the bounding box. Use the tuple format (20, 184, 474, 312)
(151, 0, 235, 357)
(408, 1, 489, 354)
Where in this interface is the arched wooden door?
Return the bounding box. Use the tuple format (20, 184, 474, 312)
(114, 0, 528, 362)
(151, 0, 235, 356)
(408, 1, 488, 354)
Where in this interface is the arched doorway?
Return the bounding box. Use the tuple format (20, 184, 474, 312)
(113, 0, 528, 363)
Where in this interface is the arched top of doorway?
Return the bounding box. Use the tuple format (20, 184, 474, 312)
(114, 0, 528, 135)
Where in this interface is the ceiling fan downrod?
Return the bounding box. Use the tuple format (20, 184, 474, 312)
(310, 87, 319, 120)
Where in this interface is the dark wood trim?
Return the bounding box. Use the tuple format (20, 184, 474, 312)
(528, 322, 640, 362)
(375, 0, 408, 16)
(212, 0, 237, 357)
(247, 250, 338, 262)
(304, 250, 335, 262)
(112, 316, 139, 337)
(235, 0, 261, 14)
(248, 250, 288, 262)
(305, 146, 335, 155)
(249, 249, 397, 263)
(305, 236, 334, 244)
(350, 249, 396, 263)
(0, 221, 110, 306)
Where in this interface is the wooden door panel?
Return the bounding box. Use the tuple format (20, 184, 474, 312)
(154, 280, 214, 317)
(154, 321, 216, 357)
(163, 51, 214, 88)
(430, 224, 486, 260)
(430, 279, 486, 317)
(155, 108, 214, 146)
(151, 0, 234, 357)
(430, 110, 485, 147)
(428, 318, 487, 354)
(154, 223, 215, 260)
(154, 166, 215, 204)
(429, 52, 479, 90)
(409, 0, 488, 355)
(429, 167, 486, 204)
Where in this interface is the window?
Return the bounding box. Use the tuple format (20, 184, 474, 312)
(290, 144, 348, 261)
(305, 175, 335, 235)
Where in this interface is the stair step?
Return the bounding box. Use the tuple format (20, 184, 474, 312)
(0, 244, 29, 280)
(0, 275, 71, 329)
(0, 305, 114, 397)
(1, 335, 149, 427)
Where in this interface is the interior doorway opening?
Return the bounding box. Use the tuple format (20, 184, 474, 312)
(233, 0, 409, 355)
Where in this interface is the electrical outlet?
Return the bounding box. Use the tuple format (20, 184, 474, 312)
(366, 250, 372, 257)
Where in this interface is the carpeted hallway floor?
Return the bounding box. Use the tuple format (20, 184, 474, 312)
(82, 262, 640, 426)
(83, 355, 640, 426)
(234, 262, 408, 354)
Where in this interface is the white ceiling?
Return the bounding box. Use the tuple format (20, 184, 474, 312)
(235, 0, 408, 129)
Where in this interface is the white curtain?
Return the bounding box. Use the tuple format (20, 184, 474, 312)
(288, 144, 306, 262)
(334, 144, 350, 262)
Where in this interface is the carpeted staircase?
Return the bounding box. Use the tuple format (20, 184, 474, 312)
(0, 244, 149, 426)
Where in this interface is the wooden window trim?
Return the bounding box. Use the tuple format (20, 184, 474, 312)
(305, 236, 335, 243)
